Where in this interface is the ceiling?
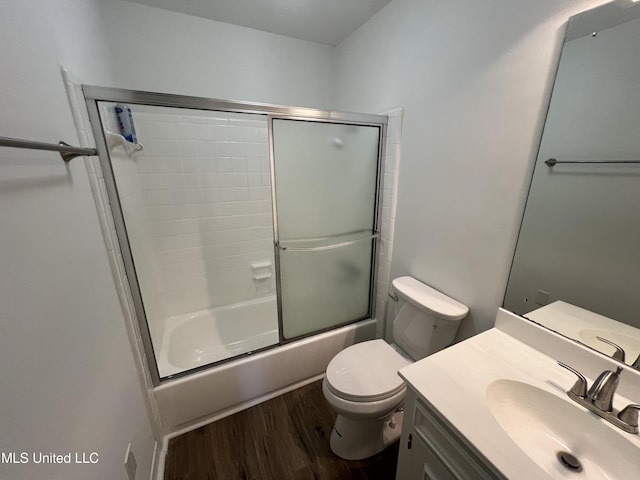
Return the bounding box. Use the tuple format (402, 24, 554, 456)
(127, 0, 392, 46)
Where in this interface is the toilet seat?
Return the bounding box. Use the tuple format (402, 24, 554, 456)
(325, 339, 412, 402)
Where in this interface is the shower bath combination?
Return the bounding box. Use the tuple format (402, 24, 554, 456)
(83, 87, 389, 399)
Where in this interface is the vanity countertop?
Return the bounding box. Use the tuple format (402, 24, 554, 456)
(398, 327, 640, 479)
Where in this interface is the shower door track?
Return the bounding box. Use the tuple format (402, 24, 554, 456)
(83, 86, 388, 385)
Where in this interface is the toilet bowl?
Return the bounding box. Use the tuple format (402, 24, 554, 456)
(323, 276, 469, 460)
(323, 339, 411, 460)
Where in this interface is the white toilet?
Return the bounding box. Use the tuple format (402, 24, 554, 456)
(322, 276, 469, 460)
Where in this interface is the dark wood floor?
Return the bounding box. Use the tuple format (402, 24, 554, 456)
(164, 380, 399, 480)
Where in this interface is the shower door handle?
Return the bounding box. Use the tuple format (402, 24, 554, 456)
(276, 232, 380, 252)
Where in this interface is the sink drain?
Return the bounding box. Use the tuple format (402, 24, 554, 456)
(557, 451, 583, 472)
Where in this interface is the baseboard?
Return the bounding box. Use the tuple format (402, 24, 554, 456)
(153, 437, 168, 480)
(166, 373, 325, 441)
(153, 373, 323, 479)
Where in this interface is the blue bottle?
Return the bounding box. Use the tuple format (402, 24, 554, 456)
(115, 104, 138, 143)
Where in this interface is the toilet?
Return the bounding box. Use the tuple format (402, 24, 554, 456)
(322, 276, 469, 460)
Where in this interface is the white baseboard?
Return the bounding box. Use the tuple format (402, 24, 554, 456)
(153, 373, 324, 479)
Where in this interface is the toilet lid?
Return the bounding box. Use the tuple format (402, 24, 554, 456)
(325, 340, 412, 402)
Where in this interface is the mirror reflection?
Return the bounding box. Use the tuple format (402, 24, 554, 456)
(504, 1, 640, 367)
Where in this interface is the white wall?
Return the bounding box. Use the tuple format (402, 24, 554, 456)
(0, 2, 157, 478)
(88, 0, 336, 109)
(0, 0, 340, 477)
(335, 0, 610, 339)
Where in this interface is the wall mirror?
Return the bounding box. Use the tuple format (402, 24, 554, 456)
(504, 1, 640, 368)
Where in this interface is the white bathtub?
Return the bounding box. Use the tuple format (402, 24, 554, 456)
(157, 296, 279, 378)
(154, 317, 377, 433)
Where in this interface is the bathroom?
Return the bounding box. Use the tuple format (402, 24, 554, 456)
(2, 0, 639, 479)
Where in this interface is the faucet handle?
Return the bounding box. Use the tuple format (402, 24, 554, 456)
(631, 353, 640, 370)
(595, 336, 626, 362)
(557, 361, 588, 397)
(618, 404, 640, 428)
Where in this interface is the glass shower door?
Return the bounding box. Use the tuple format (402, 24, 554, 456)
(96, 102, 278, 378)
(271, 119, 381, 340)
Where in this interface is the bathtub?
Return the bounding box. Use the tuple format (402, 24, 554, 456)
(154, 316, 377, 433)
(157, 296, 279, 378)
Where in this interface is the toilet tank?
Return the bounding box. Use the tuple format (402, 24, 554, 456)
(391, 276, 469, 360)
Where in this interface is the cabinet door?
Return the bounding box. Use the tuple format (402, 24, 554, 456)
(396, 390, 504, 480)
(397, 429, 457, 480)
(396, 392, 432, 479)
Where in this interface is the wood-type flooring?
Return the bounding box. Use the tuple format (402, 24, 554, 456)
(164, 380, 399, 480)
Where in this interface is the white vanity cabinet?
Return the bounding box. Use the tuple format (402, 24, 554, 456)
(393, 314, 640, 479)
(395, 388, 503, 480)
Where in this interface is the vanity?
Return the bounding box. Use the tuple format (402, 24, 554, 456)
(393, 2, 640, 478)
(395, 310, 640, 479)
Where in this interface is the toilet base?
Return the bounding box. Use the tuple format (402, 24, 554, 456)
(329, 410, 404, 460)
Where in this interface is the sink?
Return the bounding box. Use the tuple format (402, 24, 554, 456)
(486, 379, 640, 478)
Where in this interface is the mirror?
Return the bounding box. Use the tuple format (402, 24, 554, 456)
(504, 1, 640, 367)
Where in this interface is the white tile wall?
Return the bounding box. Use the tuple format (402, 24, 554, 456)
(375, 108, 403, 339)
(106, 105, 276, 328)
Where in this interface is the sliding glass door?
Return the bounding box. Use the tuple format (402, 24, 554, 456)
(271, 119, 382, 340)
(84, 85, 387, 384)
(96, 102, 278, 378)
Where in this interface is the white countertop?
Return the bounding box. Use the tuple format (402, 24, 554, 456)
(398, 327, 640, 479)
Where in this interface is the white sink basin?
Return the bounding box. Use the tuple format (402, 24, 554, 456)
(486, 379, 640, 479)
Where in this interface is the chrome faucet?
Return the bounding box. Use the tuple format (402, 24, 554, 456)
(595, 336, 640, 371)
(587, 365, 621, 411)
(595, 336, 626, 363)
(558, 361, 639, 434)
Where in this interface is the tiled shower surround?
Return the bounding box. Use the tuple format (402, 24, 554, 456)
(101, 104, 275, 346)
